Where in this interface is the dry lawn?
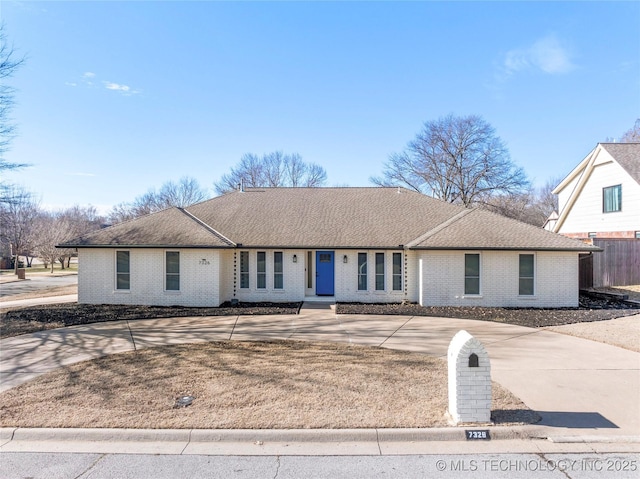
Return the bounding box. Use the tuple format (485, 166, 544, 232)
(0, 340, 536, 429)
(0, 284, 77, 302)
(547, 315, 640, 352)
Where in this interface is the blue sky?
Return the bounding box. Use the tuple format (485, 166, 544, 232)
(2, 1, 639, 214)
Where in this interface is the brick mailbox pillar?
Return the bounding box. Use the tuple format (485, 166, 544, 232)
(447, 330, 491, 424)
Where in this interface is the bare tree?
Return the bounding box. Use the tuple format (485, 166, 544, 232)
(0, 186, 40, 273)
(32, 212, 73, 273)
(108, 176, 209, 224)
(371, 114, 529, 207)
(482, 176, 561, 226)
(0, 24, 27, 204)
(619, 119, 640, 142)
(214, 152, 328, 195)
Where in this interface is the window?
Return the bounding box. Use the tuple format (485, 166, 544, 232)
(116, 251, 130, 290)
(636, 231, 640, 240)
(257, 252, 266, 289)
(307, 251, 313, 288)
(165, 251, 180, 291)
(464, 254, 480, 295)
(358, 253, 367, 290)
(240, 251, 249, 288)
(274, 252, 283, 289)
(375, 253, 385, 291)
(603, 185, 622, 213)
(392, 253, 402, 291)
(519, 254, 535, 296)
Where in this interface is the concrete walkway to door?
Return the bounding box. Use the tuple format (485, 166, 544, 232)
(1, 300, 639, 440)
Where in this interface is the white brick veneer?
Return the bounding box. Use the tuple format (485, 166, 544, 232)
(78, 248, 579, 307)
(448, 330, 491, 424)
(418, 250, 579, 308)
(78, 248, 222, 307)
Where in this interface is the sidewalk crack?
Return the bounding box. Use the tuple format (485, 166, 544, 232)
(272, 455, 281, 479)
(126, 320, 138, 351)
(375, 429, 382, 455)
(180, 428, 193, 455)
(229, 315, 240, 340)
(73, 453, 107, 479)
(378, 316, 415, 348)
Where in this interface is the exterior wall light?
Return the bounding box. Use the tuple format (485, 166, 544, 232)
(343, 255, 348, 263)
(293, 254, 297, 263)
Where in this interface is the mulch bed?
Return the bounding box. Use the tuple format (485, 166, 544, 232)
(337, 294, 640, 328)
(0, 302, 301, 338)
(2, 294, 638, 338)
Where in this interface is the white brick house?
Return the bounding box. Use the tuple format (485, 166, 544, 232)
(61, 187, 596, 308)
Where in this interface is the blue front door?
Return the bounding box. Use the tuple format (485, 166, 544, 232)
(316, 251, 335, 296)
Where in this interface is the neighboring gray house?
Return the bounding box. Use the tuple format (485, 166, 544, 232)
(60, 187, 597, 308)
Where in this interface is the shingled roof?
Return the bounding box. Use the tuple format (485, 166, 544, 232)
(600, 143, 640, 184)
(61, 187, 597, 251)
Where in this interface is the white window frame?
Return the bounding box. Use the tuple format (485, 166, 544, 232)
(256, 251, 266, 289)
(392, 252, 403, 291)
(464, 253, 481, 296)
(115, 250, 130, 291)
(375, 252, 385, 291)
(165, 250, 180, 292)
(274, 251, 283, 290)
(518, 253, 536, 296)
(357, 252, 367, 291)
(240, 251, 249, 289)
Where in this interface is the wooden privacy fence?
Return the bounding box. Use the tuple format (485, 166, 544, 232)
(582, 239, 640, 288)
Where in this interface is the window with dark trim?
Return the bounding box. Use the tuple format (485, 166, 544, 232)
(240, 251, 249, 288)
(519, 254, 534, 296)
(165, 251, 180, 291)
(464, 254, 480, 295)
(116, 251, 130, 290)
(392, 253, 402, 291)
(603, 185, 622, 213)
(358, 253, 367, 291)
(274, 252, 283, 289)
(257, 252, 266, 289)
(375, 253, 385, 291)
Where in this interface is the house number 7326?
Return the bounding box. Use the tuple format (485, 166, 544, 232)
(199, 259, 210, 265)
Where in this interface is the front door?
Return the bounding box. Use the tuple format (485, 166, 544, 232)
(316, 251, 335, 296)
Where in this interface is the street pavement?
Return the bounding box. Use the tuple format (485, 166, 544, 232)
(0, 274, 77, 298)
(0, 299, 639, 458)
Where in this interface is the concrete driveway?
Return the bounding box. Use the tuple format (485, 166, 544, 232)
(1, 302, 638, 440)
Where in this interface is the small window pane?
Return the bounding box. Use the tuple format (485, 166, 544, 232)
(375, 253, 385, 291)
(519, 254, 534, 296)
(116, 251, 130, 274)
(116, 251, 130, 290)
(257, 252, 266, 289)
(166, 252, 179, 274)
(274, 252, 283, 289)
(166, 275, 180, 291)
(464, 254, 480, 295)
(392, 253, 402, 291)
(603, 185, 622, 213)
(240, 251, 249, 288)
(165, 251, 180, 291)
(358, 253, 367, 291)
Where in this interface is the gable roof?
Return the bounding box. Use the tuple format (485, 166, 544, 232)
(551, 142, 639, 233)
(64, 207, 234, 248)
(61, 187, 596, 252)
(600, 143, 640, 183)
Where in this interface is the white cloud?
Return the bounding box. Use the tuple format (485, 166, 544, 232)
(65, 82, 77, 87)
(67, 172, 96, 177)
(83, 72, 96, 78)
(502, 34, 575, 78)
(103, 81, 140, 95)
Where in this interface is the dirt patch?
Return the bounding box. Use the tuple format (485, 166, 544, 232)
(1, 302, 301, 338)
(0, 340, 537, 429)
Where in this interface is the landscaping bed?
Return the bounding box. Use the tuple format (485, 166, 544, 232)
(336, 293, 640, 328)
(0, 302, 302, 338)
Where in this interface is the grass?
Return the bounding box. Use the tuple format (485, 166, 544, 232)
(0, 340, 537, 429)
(0, 264, 78, 275)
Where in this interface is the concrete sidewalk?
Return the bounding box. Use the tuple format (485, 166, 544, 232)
(1, 301, 639, 450)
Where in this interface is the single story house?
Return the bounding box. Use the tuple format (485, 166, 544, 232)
(60, 187, 598, 308)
